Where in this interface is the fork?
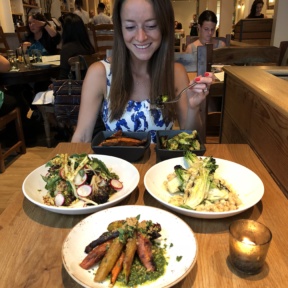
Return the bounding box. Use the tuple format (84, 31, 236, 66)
(153, 82, 198, 106)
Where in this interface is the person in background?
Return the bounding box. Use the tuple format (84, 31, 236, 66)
(74, 0, 89, 24)
(89, 9, 95, 23)
(189, 14, 198, 36)
(32, 13, 96, 140)
(174, 20, 182, 29)
(72, 0, 213, 144)
(186, 10, 226, 54)
(0, 56, 17, 117)
(58, 13, 95, 79)
(247, 0, 265, 18)
(23, 12, 61, 56)
(93, 2, 113, 25)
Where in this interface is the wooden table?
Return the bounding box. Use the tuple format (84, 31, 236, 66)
(0, 143, 287, 287)
(0, 63, 60, 86)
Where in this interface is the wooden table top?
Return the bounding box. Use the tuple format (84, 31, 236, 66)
(0, 63, 60, 86)
(0, 143, 287, 287)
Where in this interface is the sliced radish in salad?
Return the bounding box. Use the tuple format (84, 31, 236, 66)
(110, 179, 123, 190)
(77, 185, 92, 197)
(55, 193, 65, 206)
(74, 172, 87, 185)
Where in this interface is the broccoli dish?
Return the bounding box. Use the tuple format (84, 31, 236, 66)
(164, 151, 242, 212)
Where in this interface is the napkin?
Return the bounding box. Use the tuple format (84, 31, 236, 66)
(32, 90, 54, 105)
(42, 55, 60, 66)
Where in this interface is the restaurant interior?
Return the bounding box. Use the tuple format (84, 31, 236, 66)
(0, 0, 288, 287)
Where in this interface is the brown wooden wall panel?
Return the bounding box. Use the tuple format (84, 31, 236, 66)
(221, 66, 288, 196)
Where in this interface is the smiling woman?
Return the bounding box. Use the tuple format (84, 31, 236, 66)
(71, 0, 213, 144)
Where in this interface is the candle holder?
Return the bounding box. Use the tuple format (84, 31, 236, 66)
(229, 219, 272, 274)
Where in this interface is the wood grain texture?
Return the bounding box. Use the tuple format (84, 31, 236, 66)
(0, 147, 53, 214)
(0, 143, 287, 287)
(222, 66, 288, 197)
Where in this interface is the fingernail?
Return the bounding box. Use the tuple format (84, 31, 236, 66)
(204, 72, 209, 77)
(195, 77, 201, 82)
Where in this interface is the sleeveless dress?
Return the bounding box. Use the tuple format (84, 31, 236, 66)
(100, 60, 174, 143)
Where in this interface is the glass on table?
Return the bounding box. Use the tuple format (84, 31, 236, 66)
(16, 47, 24, 63)
(6, 50, 18, 71)
(229, 219, 272, 274)
(31, 49, 42, 63)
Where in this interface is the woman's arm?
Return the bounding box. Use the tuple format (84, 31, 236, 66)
(175, 63, 212, 131)
(71, 62, 107, 143)
(0, 55, 10, 72)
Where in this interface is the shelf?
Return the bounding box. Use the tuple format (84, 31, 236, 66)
(23, 4, 39, 9)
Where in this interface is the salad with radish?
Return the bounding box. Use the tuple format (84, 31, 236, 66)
(41, 153, 123, 208)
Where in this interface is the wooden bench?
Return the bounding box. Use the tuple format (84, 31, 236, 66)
(212, 46, 280, 66)
(234, 18, 273, 46)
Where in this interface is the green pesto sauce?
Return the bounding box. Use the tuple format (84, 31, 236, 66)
(116, 244, 167, 287)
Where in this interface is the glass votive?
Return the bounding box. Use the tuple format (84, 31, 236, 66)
(7, 50, 18, 70)
(229, 219, 272, 274)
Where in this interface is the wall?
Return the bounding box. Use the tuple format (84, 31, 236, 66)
(172, 1, 197, 37)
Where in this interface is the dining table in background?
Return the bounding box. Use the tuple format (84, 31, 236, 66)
(0, 143, 287, 287)
(0, 62, 60, 86)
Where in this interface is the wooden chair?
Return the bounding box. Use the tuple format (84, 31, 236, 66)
(0, 107, 26, 172)
(15, 26, 29, 45)
(278, 41, 288, 66)
(68, 53, 100, 80)
(86, 23, 114, 59)
(184, 34, 231, 52)
(0, 26, 10, 54)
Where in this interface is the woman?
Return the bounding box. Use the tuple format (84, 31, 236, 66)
(72, 0, 213, 143)
(23, 12, 61, 56)
(0, 56, 17, 117)
(59, 13, 95, 79)
(247, 0, 265, 19)
(74, 0, 89, 24)
(32, 13, 96, 140)
(186, 10, 226, 54)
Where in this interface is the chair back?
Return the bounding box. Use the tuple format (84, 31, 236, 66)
(86, 23, 114, 59)
(278, 41, 288, 66)
(68, 53, 100, 80)
(185, 34, 231, 52)
(15, 26, 29, 45)
(0, 26, 10, 54)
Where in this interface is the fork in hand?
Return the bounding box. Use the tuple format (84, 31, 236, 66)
(153, 82, 198, 107)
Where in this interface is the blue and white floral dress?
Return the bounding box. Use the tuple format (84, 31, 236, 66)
(101, 60, 174, 143)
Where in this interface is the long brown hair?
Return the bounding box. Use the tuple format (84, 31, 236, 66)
(109, 0, 176, 121)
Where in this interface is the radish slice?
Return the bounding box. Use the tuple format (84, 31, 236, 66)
(77, 185, 92, 197)
(110, 179, 123, 190)
(59, 169, 66, 179)
(74, 172, 87, 185)
(55, 193, 65, 206)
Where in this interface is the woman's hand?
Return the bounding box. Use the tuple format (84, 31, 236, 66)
(186, 72, 214, 109)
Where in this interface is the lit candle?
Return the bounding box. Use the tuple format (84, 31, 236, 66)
(229, 220, 272, 274)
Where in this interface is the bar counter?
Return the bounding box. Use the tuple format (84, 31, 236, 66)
(0, 143, 287, 287)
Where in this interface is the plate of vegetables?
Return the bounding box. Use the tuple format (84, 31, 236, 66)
(62, 205, 197, 287)
(144, 152, 264, 219)
(22, 154, 139, 215)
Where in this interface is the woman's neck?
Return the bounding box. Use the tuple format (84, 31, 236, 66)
(34, 30, 43, 41)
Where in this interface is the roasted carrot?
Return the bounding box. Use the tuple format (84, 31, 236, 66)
(94, 237, 125, 282)
(123, 233, 137, 283)
(136, 232, 156, 272)
(79, 239, 113, 270)
(110, 251, 125, 286)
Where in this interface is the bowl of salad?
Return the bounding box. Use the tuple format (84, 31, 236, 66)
(155, 130, 206, 162)
(22, 153, 140, 215)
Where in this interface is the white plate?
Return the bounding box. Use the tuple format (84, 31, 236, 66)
(22, 155, 139, 215)
(144, 157, 264, 219)
(62, 205, 197, 288)
(32, 63, 51, 68)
